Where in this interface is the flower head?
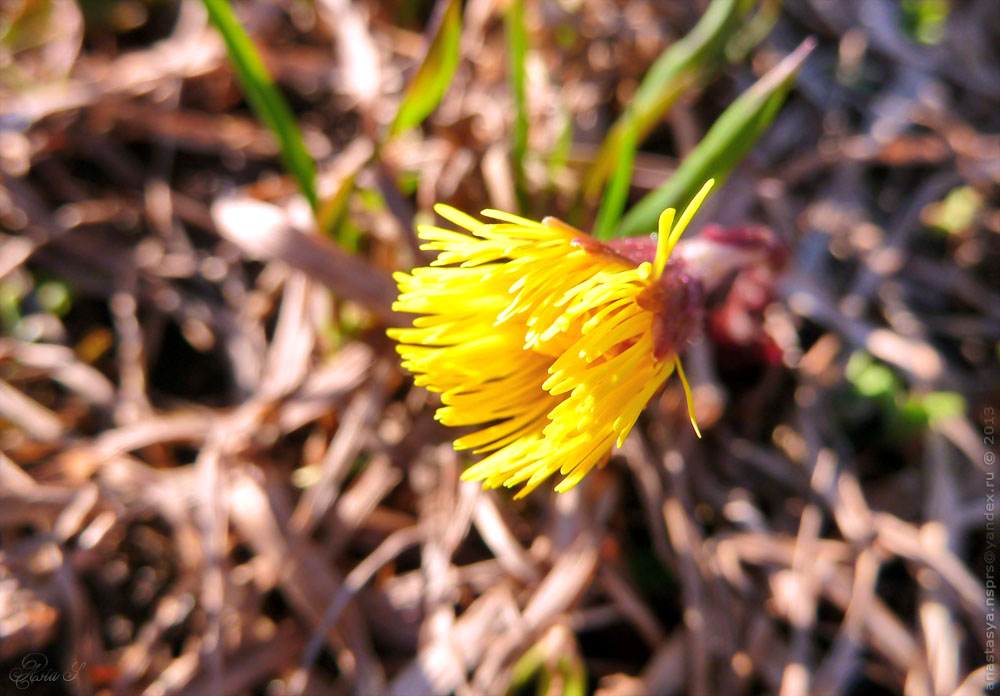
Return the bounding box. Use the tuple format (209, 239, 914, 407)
(389, 181, 717, 497)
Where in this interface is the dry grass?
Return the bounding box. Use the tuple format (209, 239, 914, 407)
(0, 0, 997, 694)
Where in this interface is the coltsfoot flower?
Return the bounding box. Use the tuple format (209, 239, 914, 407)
(390, 181, 725, 498)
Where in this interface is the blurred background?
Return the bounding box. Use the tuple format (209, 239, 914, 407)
(0, 0, 997, 694)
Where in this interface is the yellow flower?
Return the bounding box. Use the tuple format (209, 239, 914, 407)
(389, 181, 715, 498)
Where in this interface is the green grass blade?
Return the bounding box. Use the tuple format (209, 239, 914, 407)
(615, 37, 815, 238)
(560, 654, 587, 696)
(591, 116, 638, 239)
(389, 0, 463, 137)
(505, 643, 546, 695)
(505, 0, 528, 204)
(316, 171, 359, 243)
(201, 0, 317, 211)
(726, 0, 783, 62)
(583, 0, 748, 205)
(547, 100, 573, 182)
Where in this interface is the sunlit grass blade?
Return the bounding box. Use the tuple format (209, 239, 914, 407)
(582, 0, 748, 205)
(388, 0, 463, 137)
(201, 0, 317, 211)
(505, 0, 528, 205)
(616, 37, 816, 238)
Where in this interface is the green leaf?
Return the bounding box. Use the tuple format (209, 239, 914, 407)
(36, 280, 72, 317)
(0, 0, 55, 54)
(901, 0, 950, 45)
(615, 36, 815, 238)
(201, 0, 317, 210)
(904, 391, 966, 428)
(389, 0, 463, 137)
(0, 276, 25, 332)
(847, 351, 899, 399)
(923, 185, 983, 235)
(583, 0, 749, 206)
